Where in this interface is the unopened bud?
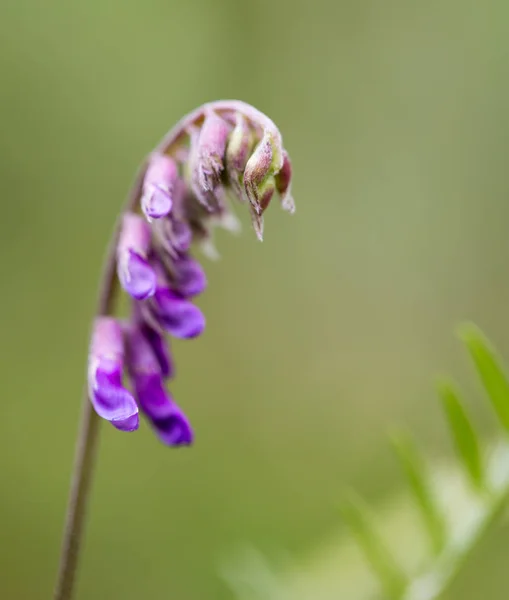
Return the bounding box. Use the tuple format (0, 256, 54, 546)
(117, 213, 156, 300)
(243, 129, 283, 216)
(195, 112, 230, 192)
(275, 150, 295, 214)
(249, 176, 275, 242)
(225, 113, 253, 200)
(141, 154, 178, 219)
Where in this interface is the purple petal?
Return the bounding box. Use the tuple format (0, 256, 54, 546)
(88, 318, 139, 431)
(118, 250, 156, 300)
(141, 155, 179, 219)
(152, 215, 192, 259)
(89, 357, 139, 431)
(174, 255, 207, 298)
(152, 289, 205, 339)
(169, 218, 193, 253)
(141, 323, 174, 378)
(141, 184, 173, 219)
(132, 372, 193, 446)
(153, 410, 194, 446)
(117, 214, 156, 299)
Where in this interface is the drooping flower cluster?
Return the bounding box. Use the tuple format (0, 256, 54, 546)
(87, 101, 294, 446)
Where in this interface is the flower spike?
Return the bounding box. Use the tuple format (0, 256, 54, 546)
(86, 100, 294, 443)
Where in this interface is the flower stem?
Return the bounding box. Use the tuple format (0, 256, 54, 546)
(54, 101, 259, 600)
(53, 171, 144, 600)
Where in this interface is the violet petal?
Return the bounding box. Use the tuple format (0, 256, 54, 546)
(152, 288, 205, 339)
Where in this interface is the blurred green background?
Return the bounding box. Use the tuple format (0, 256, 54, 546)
(2, 0, 509, 598)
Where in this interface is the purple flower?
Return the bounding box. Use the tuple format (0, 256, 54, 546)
(88, 317, 139, 432)
(117, 213, 156, 300)
(87, 101, 294, 446)
(125, 325, 193, 446)
(140, 321, 174, 379)
(151, 286, 205, 339)
(141, 154, 178, 219)
(172, 255, 207, 298)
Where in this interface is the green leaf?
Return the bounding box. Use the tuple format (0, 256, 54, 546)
(341, 491, 407, 599)
(437, 378, 484, 490)
(390, 432, 446, 555)
(459, 322, 509, 432)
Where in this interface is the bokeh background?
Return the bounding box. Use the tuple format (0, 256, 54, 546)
(2, 1, 509, 598)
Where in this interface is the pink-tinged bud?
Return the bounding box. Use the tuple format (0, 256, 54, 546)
(243, 129, 283, 216)
(141, 154, 178, 219)
(88, 317, 139, 432)
(117, 213, 156, 300)
(225, 113, 253, 199)
(195, 112, 230, 192)
(249, 176, 275, 242)
(187, 127, 218, 211)
(275, 150, 295, 214)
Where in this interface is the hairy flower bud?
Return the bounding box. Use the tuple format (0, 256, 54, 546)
(225, 113, 253, 199)
(117, 213, 156, 300)
(249, 176, 276, 241)
(88, 317, 139, 431)
(243, 128, 283, 217)
(141, 154, 178, 219)
(125, 325, 193, 446)
(194, 112, 230, 192)
(275, 150, 295, 214)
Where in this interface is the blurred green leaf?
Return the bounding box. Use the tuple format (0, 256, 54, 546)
(228, 325, 509, 600)
(390, 432, 445, 555)
(438, 378, 484, 490)
(459, 323, 509, 432)
(341, 491, 407, 599)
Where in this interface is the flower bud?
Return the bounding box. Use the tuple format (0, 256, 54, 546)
(88, 317, 139, 431)
(117, 213, 156, 300)
(275, 150, 295, 214)
(194, 112, 230, 192)
(225, 113, 253, 199)
(243, 129, 283, 216)
(249, 176, 275, 242)
(141, 154, 178, 219)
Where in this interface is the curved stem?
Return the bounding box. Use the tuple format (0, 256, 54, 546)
(53, 100, 263, 600)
